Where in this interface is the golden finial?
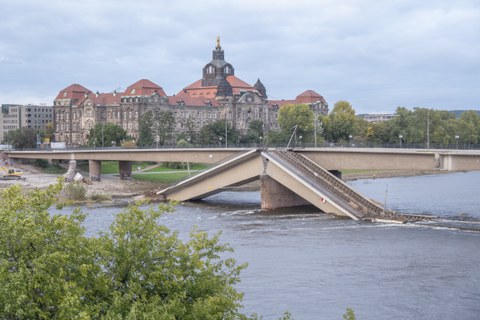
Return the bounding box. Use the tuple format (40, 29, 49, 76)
(216, 36, 221, 49)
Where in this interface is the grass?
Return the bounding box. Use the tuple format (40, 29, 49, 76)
(144, 163, 208, 172)
(101, 161, 153, 174)
(132, 172, 193, 184)
(42, 164, 66, 174)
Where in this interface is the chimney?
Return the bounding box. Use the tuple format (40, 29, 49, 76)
(113, 90, 117, 97)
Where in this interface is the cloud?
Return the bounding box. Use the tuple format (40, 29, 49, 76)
(0, 0, 479, 113)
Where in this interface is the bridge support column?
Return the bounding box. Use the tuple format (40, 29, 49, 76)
(260, 175, 309, 210)
(119, 161, 132, 180)
(329, 170, 342, 180)
(89, 160, 101, 181)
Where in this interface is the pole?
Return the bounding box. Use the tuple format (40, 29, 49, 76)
(426, 111, 430, 149)
(314, 109, 317, 148)
(383, 184, 388, 215)
(225, 113, 228, 148)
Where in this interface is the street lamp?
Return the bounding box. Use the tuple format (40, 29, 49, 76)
(455, 135, 460, 149)
(219, 137, 223, 147)
(399, 134, 403, 148)
(349, 134, 353, 147)
(155, 135, 160, 149)
(298, 135, 302, 148)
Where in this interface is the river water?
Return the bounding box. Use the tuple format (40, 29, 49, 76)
(57, 171, 480, 319)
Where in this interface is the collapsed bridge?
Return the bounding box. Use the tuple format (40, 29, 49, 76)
(157, 149, 424, 222)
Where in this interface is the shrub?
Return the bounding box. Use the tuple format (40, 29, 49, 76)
(63, 182, 86, 200)
(90, 193, 111, 201)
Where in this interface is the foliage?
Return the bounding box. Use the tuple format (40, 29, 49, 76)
(199, 119, 240, 146)
(33, 158, 49, 168)
(137, 110, 155, 147)
(42, 122, 55, 143)
(321, 101, 357, 143)
(133, 172, 191, 184)
(265, 130, 290, 146)
(63, 182, 87, 200)
(88, 123, 127, 147)
(0, 181, 261, 319)
(121, 139, 137, 149)
(177, 116, 199, 145)
(277, 104, 314, 139)
(2, 127, 37, 149)
(152, 109, 176, 146)
(90, 193, 112, 201)
(241, 119, 264, 144)
(343, 308, 356, 320)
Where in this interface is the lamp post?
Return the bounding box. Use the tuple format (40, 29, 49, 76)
(455, 135, 460, 149)
(219, 137, 223, 147)
(259, 136, 263, 148)
(349, 134, 353, 147)
(155, 135, 160, 149)
(399, 134, 403, 148)
(299, 135, 302, 148)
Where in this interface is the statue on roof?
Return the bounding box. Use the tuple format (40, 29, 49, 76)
(216, 36, 221, 50)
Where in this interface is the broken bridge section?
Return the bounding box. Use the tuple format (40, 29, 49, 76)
(158, 149, 406, 222)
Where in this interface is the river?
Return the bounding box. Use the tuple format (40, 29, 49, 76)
(56, 171, 480, 319)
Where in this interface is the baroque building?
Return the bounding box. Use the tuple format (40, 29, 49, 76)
(53, 38, 328, 146)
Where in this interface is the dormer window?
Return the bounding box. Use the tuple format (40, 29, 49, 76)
(207, 65, 214, 74)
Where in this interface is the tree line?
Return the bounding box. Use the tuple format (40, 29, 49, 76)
(3, 103, 479, 149)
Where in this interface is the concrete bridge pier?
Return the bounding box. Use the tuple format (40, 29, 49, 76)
(89, 160, 101, 181)
(119, 161, 132, 180)
(260, 175, 309, 210)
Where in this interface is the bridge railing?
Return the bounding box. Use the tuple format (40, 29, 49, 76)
(5, 142, 480, 152)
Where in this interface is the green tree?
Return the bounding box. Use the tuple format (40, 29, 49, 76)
(0, 181, 259, 319)
(2, 127, 37, 149)
(321, 101, 357, 143)
(278, 104, 314, 140)
(88, 123, 127, 147)
(153, 110, 176, 146)
(137, 111, 155, 147)
(241, 119, 264, 144)
(343, 308, 356, 320)
(199, 120, 239, 146)
(459, 110, 480, 145)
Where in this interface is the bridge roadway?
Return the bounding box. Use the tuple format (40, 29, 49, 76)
(4, 147, 480, 172)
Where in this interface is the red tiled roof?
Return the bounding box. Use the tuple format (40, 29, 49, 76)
(124, 79, 166, 97)
(295, 90, 326, 104)
(55, 84, 91, 100)
(89, 92, 122, 106)
(179, 75, 259, 100)
(268, 90, 326, 108)
(168, 91, 221, 107)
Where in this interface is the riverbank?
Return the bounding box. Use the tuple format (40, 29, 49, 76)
(0, 164, 451, 201)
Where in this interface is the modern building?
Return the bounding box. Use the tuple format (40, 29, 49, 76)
(53, 38, 329, 146)
(359, 113, 396, 123)
(0, 104, 53, 142)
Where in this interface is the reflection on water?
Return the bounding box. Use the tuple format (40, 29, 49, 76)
(52, 172, 480, 320)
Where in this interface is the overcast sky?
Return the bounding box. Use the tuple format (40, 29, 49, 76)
(0, 0, 479, 113)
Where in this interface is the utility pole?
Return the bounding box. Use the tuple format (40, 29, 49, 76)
(426, 111, 430, 149)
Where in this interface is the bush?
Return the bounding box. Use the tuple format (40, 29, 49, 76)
(63, 182, 86, 200)
(0, 181, 255, 319)
(34, 158, 49, 168)
(90, 193, 111, 201)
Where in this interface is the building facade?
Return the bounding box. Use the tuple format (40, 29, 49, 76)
(1, 104, 53, 142)
(53, 39, 329, 146)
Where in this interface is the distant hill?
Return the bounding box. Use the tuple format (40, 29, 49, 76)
(450, 110, 480, 118)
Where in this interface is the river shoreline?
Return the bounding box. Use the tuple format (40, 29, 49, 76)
(0, 164, 453, 201)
